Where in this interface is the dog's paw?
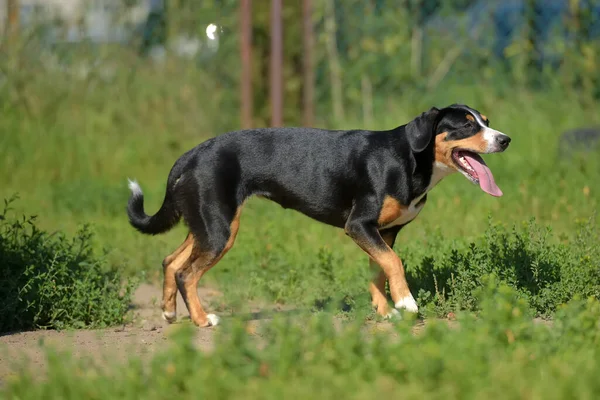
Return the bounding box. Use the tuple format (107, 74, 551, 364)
(383, 308, 401, 320)
(395, 295, 418, 314)
(162, 311, 177, 323)
(206, 313, 220, 327)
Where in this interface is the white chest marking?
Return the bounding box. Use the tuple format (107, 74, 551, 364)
(428, 161, 454, 189)
(381, 162, 454, 229)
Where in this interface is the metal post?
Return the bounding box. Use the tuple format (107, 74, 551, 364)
(270, 0, 283, 127)
(7, 0, 19, 44)
(240, 0, 253, 129)
(302, 0, 314, 127)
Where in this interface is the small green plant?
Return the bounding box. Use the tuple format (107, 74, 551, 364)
(411, 216, 600, 318)
(0, 195, 138, 332)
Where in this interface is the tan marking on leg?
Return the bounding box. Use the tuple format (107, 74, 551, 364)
(162, 241, 193, 321)
(163, 232, 194, 266)
(368, 231, 397, 317)
(350, 228, 412, 312)
(179, 248, 212, 326)
(369, 264, 391, 316)
(220, 207, 243, 257)
(377, 195, 406, 227)
(177, 207, 243, 327)
(368, 247, 412, 305)
(161, 233, 194, 322)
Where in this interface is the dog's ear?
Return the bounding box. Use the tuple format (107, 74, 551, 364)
(405, 107, 440, 153)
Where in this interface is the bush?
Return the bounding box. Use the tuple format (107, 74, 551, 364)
(411, 216, 600, 318)
(0, 196, 138, 332)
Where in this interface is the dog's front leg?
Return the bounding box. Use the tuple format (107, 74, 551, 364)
(368, 228, 401, 318)
(345, 211, 418, 316)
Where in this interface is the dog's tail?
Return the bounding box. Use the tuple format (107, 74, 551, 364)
(127, 150, 195, 235)
(126, 177, 181, 235)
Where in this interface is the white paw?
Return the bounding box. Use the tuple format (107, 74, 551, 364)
(384, 308, 400, 320)
(395, 295, 419, 313)
(162, 311, 177, 323)
(207, 313, 220, 326)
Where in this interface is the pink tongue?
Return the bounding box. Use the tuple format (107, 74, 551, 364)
(463, 153, 503, 197)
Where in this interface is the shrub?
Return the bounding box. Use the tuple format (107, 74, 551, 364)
(0, 196, 138, 332)
(411, 216, 600, 318)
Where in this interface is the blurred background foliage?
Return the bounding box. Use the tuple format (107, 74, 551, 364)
(1, 0, 599, 129)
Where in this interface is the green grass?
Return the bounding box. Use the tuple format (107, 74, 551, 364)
(4, 282, 600, 399)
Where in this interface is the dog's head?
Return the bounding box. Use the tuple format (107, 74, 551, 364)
(406, 104, 511, 197)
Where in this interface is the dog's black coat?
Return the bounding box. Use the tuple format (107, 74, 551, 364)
(127, 105, 490, 255)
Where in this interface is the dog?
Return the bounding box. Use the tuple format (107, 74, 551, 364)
(126, 104, 511, 327)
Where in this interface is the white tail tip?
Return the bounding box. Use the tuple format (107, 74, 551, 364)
(127, 179, 143, 196)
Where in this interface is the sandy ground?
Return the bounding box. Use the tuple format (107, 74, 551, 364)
(0, 283, 448, 383)
(0, 284, 221, 381)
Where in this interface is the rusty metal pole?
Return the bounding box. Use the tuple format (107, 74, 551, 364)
(270, 0, 283, 127)
(7, 0, 20, 44)
(302, 0, 314, 127)
(240, 0, 253, 129)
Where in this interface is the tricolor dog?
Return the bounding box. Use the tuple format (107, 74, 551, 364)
(126, 104, 511, 327)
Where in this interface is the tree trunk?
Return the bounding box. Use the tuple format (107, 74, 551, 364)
(324, 0, 344, 122)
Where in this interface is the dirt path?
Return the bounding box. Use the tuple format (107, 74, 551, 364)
(0, 284, 218, 380)
(0, 284, 442, 382)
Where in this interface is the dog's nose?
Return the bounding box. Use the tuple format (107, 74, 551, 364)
(496, 135, 511, 149)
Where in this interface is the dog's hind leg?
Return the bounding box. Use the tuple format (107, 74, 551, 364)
(175, 206, 242, 327)
(161, 232, 194, 323)
(163, 232, 194, 266)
